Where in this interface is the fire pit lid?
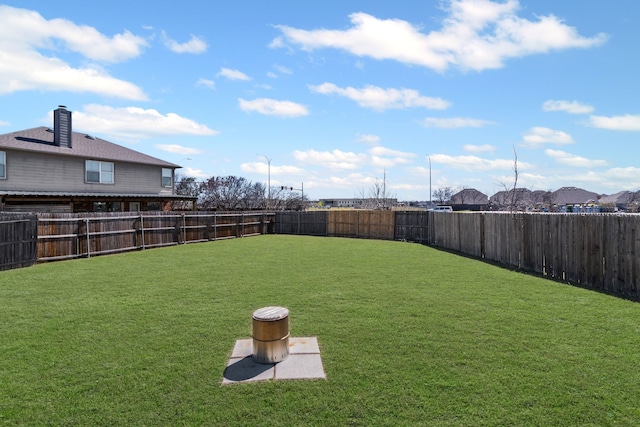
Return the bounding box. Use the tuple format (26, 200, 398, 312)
(252, 306, 289, 321)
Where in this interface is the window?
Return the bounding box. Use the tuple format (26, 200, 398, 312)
(86, 160, 114, 184)
(0, 151, 5, 179)
(162, 168, 172, 187)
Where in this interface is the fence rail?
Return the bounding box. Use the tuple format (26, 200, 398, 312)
(36, 211, 275, 262)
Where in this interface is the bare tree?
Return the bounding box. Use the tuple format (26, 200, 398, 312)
(198, 176, 265, 210)
(508, 146, 519, 213)
(432, 186, 454, 205)
(172, 174, 199, 210)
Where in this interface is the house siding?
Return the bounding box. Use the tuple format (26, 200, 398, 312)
(0, 149, 171, 194)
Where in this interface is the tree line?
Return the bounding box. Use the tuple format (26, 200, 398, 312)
(173, 175, 306, 211)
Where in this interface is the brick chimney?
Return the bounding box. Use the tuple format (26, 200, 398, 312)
(53, 105, 72, 148)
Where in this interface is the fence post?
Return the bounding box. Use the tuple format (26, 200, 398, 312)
(140, 214, 146, 249)
(213, 212, 217, 240)
(182, 213, 186, 244)
(85, 218, 91, 258)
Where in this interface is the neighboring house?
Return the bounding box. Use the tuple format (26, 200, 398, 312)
(548, 186, 600, 212)
(489, 188, 551, 211)
(0, 106, 195, 213)
(598, 191, 637, 212)
(449, 188, 488, 211)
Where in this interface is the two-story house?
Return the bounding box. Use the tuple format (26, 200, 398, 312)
(0, 106, 195, 213)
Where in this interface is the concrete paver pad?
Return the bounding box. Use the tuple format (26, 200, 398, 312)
(222, 337, 325, 384)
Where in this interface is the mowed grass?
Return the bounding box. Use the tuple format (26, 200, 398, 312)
(2, 235, 640, 426)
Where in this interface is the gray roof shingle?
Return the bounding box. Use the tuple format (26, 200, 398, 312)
(0, 126, 178, 168)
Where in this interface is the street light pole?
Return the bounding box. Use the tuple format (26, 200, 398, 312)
(260, 155, 271, 210)
(428, 155, 432, 207)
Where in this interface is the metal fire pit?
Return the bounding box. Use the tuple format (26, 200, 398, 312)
(252, 306, 290, 364)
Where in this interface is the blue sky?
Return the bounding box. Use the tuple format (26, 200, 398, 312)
(1, 0, 638, 200)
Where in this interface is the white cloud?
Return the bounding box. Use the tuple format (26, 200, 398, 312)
(0, 5, 147, 99)
(293, 149, 367, 170)
(238, 98, 308, 117)
(521, 127, 574, 148)
(355, 134, 381, 145)
(545, 149, 608, 168)
(155, 144, 205, 155)
(423, 117, 492, 128)
(272, 1, 607, 72)
(273, 64, 293, 74)
(0, 120, 10, 127)
(240, 162, 304, 175)
(464, 144, 496, 153)
(217, 67, 251, 81)
(369, 146, 416, 168)
(73, 104, 219, 140)
(430, 153, 532, 171)
(309, 83, 449, 110)
(181, 167, 208, 179)
(196, 78, 216, 90)
(369, 146, 415, 159)
(162, 32, 207, 54)
(586, 114, 640, 131)
(542, 99, 594, 114)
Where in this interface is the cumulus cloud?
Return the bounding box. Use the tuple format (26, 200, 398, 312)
(217, 67, 251, 81)
(181, 167, 208, 179)
(423, 117, 492, 128)
(196, 78, 216, 90)
(521, 127, 574, 148)
(369, 146, 416, 168)
(162, 32, 207, 54)
(355, 134, 381, 145)
(73, 104, 219, 140)
(0, 5, 148, 99)
(238, 98, 308, 117)
(293, 149, 367, 170)
(273, 64, 293, 74)
(430, 153, 533, 171)
(586, 114, 640, 131)
(309, 83, 449, 110)
(545, 149, 608, 167)
(240, 162, 304, 175)
(155, 144, 205, 155)
(272, 0, 607, 72)
(464, 144, 496, 153)
(542, 99, 594, 114)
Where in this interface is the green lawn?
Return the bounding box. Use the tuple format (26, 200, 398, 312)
(2, 235, 640, 426)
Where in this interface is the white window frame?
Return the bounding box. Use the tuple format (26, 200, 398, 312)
(86, 160, 114, 184)
(0, 151, 5, 179)
(162, 168, 173, 188)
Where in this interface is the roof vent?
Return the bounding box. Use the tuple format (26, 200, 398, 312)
(84, 134, 95, 140)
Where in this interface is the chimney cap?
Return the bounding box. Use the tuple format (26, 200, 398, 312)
(57, 105, 67, 109)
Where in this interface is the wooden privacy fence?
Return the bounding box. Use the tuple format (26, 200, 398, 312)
(276, 210, 640, 300)
(0, 213, 38, 271)
(36, 211, 275, 262)
(275, 210, 397, 239)
(3, 209, 639, 300)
